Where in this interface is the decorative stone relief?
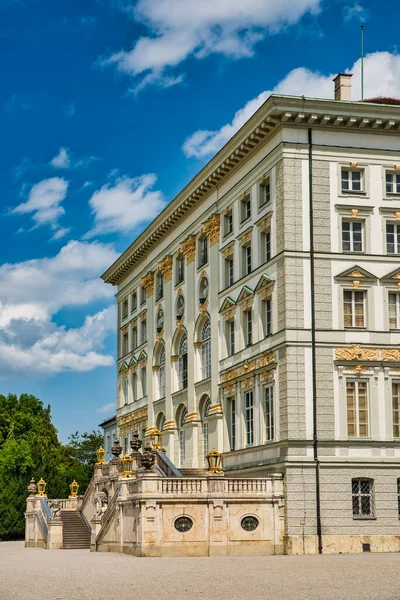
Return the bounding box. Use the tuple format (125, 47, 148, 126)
(48, 500, 61, 521)
(221, 351, 276, 383)
(141, 271, 155, 297)
(180, 235, 196, 265)
(94, 492, 108, 520)
(202, 213, 220, 246)
(158, 255, 173, 282)
(335, 345, 400, 362)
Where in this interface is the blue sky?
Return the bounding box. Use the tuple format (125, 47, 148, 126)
(1, 0, 399, 442)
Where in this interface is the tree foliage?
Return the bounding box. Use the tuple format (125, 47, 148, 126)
(0, 393, 102, 540)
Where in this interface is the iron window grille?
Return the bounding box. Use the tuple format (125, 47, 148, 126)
(352, 478, 374, 517)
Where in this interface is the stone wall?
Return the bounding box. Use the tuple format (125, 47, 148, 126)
(278, 346, 306, 440)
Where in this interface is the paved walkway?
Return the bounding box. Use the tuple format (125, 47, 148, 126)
(2, 542, 400, 600)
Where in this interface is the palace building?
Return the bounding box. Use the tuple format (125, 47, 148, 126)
(100, 74, 400, 554)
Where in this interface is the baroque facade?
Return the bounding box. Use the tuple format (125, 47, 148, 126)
(101, 75, 400, 554)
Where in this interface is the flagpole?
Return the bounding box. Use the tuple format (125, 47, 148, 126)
(361, 25, 364, 100)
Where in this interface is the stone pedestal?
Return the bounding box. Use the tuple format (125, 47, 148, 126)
(91, 518, 102, 551)
(47, 519, 63, 550)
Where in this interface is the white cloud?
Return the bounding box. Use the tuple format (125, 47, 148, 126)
(183, 51, 400, 158)
(97, 402, 115, 414)
(343, 3, 368, 22)
(104, 0, 321, 91)
(50, 147, 71, 168)
(0, 240, 119, 376)
(12, 177, 68, 235)
(84, 173, 166, 238)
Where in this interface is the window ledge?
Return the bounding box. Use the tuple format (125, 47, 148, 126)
(223, 231, 234, 241)
(240, 216, 252, 227)
(352, 516, 376, 521)
(340, 191, 367, 196)
(197, 262, 209, 271)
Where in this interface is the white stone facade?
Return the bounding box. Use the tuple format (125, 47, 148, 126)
(102, 94, 400, 553)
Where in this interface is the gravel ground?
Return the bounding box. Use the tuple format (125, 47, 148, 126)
(2, 542, 400, 600)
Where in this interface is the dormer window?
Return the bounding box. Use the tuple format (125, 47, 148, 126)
(341, 168, 363, 193)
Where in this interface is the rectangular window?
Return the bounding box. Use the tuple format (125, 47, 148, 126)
(224, 211, 233, 236)
(132, 373, 137, 401)
(245, 310, 252, 346)
(386, 223, 400, 254)
(265, 385, 274, 442)
(260, 179, 270, 207)
(228, 398, 236, 451)
(141, 319, 147, 344)
(141, 367, 147, 397)
(140, 286, 146, 305)
(156, 274, 164, 300)
(389, 293, 400, 330)
(227, 320, 235, 356)
(264, 298, 272, 336)
(176, 256, 185, 284)
(342, 169, 363, 193)
(242, 244, 251, 276)
(264, 229, 271, 263)
(132, 326, 138, 349)
(225, 257, 234, 287)
(122, 299, 128, 320)
(386, 172, 400, 195)
(343, 290, 365, 328)
(122, 332, 129, 356)
(245, 391, 254, 446)
(347, 380, 369, 438)
(159, 365, 165, 399)
(131, 292, 137, 313)
(199, 237, 208, 266)
(342, 221, 363, 252)
(241, 196, 251, 222)
(178, 430, 185, 467)
(352, 478, 374, 517)
(393, 382, 400, 437)
(123, 377, 129, 405)
(124, 437, 128, 454)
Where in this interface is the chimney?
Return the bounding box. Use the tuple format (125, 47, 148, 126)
(333, 73, 353, 101)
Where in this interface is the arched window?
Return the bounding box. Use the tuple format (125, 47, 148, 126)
(156, 412, 166, 433)
(178, 406, 187, 467)
(202, 398, 211, 463)
(178, 335, 188, 389)
(201, 319, 211, 380)
(158, 345, 166, 398)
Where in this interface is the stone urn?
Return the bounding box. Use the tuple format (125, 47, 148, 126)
(27, 479, 37, 496)
(130, 432, 142, 453)
(111, 439, 122, 461)
(140, 442, 156, 471)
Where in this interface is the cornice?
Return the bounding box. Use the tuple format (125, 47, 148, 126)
(102, 95, 400, 287)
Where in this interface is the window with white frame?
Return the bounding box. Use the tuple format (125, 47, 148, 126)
(352, 478, 374, 517)
(347, 380, 369, 438)
(131, 292, 137, 313)
(158, 345, 166, 398)
(132, 325, 138, 349)
(141, 366, 147, 397)
(392, 382, 400, 438)
(228, 397, 236, 451)
(156, 272, 164, 301)
(178, 335, 188, 389)
(386, 223, 400, 254)
(260, 178, 271, 207)
(386, 172, 400, 195)
(199, 236, 208, 267)
(122, 299, 128, 320)
(226, 319, 235, 356)
(263, 298, 272, 337)
(245, 391, 254, 446)
(341, 168, 363, 193)
(264, 385, 274, 442)
(262, 228, 271, 263)
(389, 293, 400, 330)
(244, 309, 253, 346)
(242, 243, 252, 276)
(201, 319, 211, 380)
(123, 377, 129, 405)
(178, 407, 187, 467)
(122, 331, 129, 356)
(141, 318, 147, 344)
(241, 195, 251, 222)
(343, 290, 366, 328)
(132, 372, 137, 401)
(342, 220, 363, 252)
(224, 210, 233, 236)
(225, 256, 234, 287)
(202, 398, 211, 463)
(176, 255, 185, 285)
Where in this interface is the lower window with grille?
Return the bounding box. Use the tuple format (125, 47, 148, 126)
(352, 478, 374, 518)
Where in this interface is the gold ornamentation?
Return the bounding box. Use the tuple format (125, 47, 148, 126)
(199, 299, 209, 315)
(225, 309, 235, 320)
(185, 412, 200, 423)
(221, 244, 234, 258)
(131, 365, 138, 374)
(258, 217, 271, 233)
(335, 345, 379, 361)
(200, 269, 207, 278)
(221, 351, 276, 383)
(163, 420, 176, 430)
(353, 280, 360, 289)
(141, 271, 155, 297)
(351, 209, 359, 218)
(351, 364, 367, 376)
(194, 342, 202, 349)
(176, 315, 185, 330)
(121, 325, 128, 334)
(224, 383, 236, 396)
(202, 213, 220, 246)
(350, 161, 357, 168)
(152, 365, 160, 372)
(158, 255, 173, 282)
(240, 231, 252, 246)
(208, 403, 223, 416)
(139, 357, 147, 367)
(180, 235, 196, 264)
(140, 311, 147, 321)
(348, 270, 364, 278)
(156, 327, 164, 342)
(382, 349, 400, 361)
(392, 273, 400, 280)
(177, 287, 183, 296)
(131, 319, 138, 328)
(119, 407, 148, 426)
(171, 355, 179, 362)
(242, 377, 253, 390)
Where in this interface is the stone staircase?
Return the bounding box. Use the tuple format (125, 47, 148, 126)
(60, 511, 91, 549)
